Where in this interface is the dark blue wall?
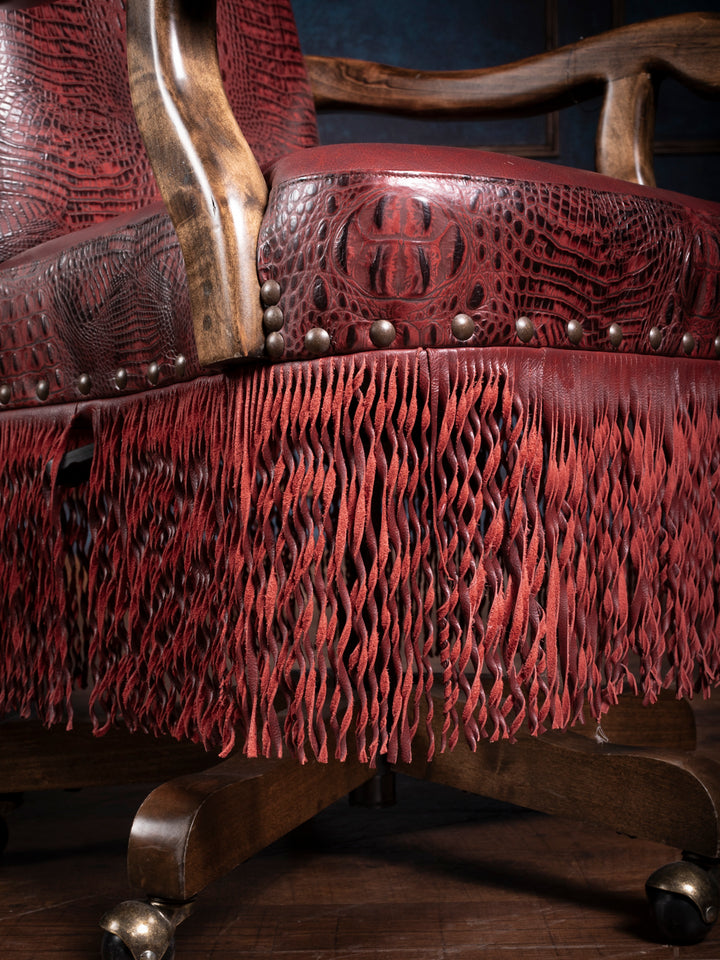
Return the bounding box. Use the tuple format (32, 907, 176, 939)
(291, 0, 720, 201)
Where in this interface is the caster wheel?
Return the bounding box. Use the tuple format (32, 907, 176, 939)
(646, 860, 719, 945)
(101, 931, 175, 960)
(100, 901, 182, 960)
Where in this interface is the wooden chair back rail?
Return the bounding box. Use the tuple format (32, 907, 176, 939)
(124, 4, 719, 365)
(306, 12, 720, 186)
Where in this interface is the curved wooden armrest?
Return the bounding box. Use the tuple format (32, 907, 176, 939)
(306, 12, 720, 185)
(127, 0, 267, 366)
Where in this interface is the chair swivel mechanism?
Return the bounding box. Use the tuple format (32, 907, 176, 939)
(0, 1, 719, 957)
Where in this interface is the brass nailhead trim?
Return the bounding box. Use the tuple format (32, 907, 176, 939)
(649, 326, 663, 351)
(77, 373, 91, 395)
(147, 361, 160, 386)
(515, 316, 534, 343)
(263, 305, 284, 332)
(265, 331, 285, 359)
(715, 336, 720, 358)
(305, 327, 331, 355)
(566, 319, 583, 345)
(370, 319, 397, 348)
(682, 331, 696, 355)
(174, 355, 187, 378)
(0, 385, 10, 405)
(451, 313, 475, 342)
(608, 323, 623, 348)
(36, 379, 49, 402)
(115, 368, 128, 390)
(260, 279, 282, 307)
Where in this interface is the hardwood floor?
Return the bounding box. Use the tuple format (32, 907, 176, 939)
(2, 699, 720, 960)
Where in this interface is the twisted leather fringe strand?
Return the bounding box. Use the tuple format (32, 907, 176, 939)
(1, 347, 719, 764)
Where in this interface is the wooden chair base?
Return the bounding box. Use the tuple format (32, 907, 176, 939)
(94, 694, 720, 956)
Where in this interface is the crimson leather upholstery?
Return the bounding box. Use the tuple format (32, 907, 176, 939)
(0, 0, 316, 407)
(1, 0, 720, 764)
(2, 143, 719, 410)
(260, 144, 720, 360)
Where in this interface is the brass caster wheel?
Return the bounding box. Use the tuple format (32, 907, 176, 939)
(100, 931, 174, 960)
(100, 899, 192, 960)
(646, 860, 719, 945)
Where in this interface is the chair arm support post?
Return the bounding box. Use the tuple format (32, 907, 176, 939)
(597, 72, 657, 185)
(127, 0, 268, 366)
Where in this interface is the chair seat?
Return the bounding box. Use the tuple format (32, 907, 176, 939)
(1, 143, 718, 411)
(260, 143, 720, 362)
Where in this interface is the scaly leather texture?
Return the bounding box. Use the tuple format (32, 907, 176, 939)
(259, 144, 720, 361)
(0, 0, 317, 407)
(0, 205, 201, 407)
(4, 141, 720, 408)
(0, 0, 318, 264)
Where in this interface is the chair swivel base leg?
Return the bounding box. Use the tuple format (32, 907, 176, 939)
(396, 696, 720, 858)
(101, 747, 375, 958)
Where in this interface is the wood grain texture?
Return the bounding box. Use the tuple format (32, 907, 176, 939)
(128, 749, 375, 901)
(126, 0, 268, 365)
(305, 12, 720, 185)
(1, 699, 719, 958)
(0, 718, 211, 792)
(396, 696, 720, 859)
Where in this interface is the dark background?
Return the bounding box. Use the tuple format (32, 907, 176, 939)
(291, 0, 720, 201)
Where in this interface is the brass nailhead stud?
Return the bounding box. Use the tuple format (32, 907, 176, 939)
(115, 368, 128, 390)
(451, 313, 475, 342)
(682, 331, 696, 355)
(147, 361, 160, 385)
(174, 355, 187, 378)
(265, 331, 285, 359)
(36, 379, 49, 401)
(370, 319, 397, 348)
(649, 326, 663, 351)
(0, 385, 10, 405)
(263, 305, 284, 332)
(515, 316, 535, 343)
(566, 319, 583, 345)
(260, 279, 282, 307)
(305, 327, 331, 355)
(715, 336, 720, 358)
(608, 323, 623, 348)
(77, 373, 91, 395)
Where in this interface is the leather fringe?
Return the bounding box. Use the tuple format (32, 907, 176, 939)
(1, 348, 719, 764)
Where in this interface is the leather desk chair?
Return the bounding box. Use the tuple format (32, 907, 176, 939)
(0, 2, 719, 957)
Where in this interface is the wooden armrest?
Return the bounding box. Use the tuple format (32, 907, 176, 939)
(306, 12, 720, 186)
(127, 0, 267, 366)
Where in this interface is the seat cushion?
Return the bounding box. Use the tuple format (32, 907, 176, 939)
(259, 143, 720, 362)
(1, 142, 719, 411)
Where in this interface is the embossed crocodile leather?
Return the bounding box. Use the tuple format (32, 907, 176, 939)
(0, 204, 200, 408)
(0, 0, 317, 406)
(0, 0, 317, 262)
(259, 143, 720, 361)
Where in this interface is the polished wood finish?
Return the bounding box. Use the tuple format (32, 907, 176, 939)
(572, 690, 697, 751)
(128, 749, 375, 901)
(0, 718, 211, 792)
(306, 12, 720, 186)
(2, 698, 720, 960)
(396, 696, 720, 859)
(121, 691, 710, 909)
(123, 6, 720, 368)
(126, 0, 268, 366)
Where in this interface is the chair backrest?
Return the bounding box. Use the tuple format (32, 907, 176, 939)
(0, 0, 318, 262)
